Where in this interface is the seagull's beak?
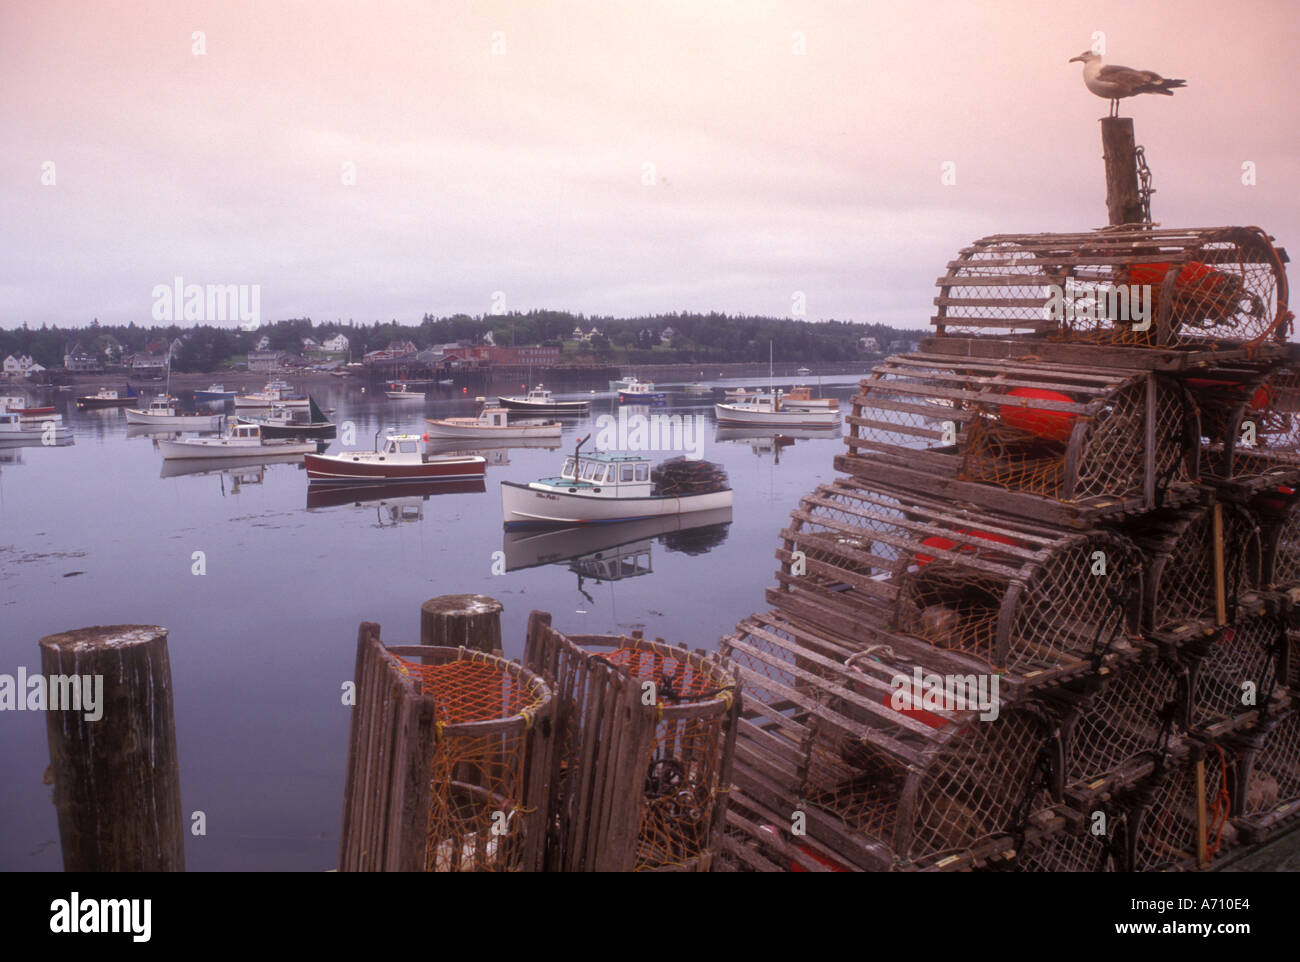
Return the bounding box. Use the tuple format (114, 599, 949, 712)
(1068, 55, 1083, 63)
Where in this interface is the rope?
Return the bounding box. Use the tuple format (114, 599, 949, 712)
(1205, 744, 1232, 858)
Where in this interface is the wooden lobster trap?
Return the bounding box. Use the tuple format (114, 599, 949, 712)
(1009, 802, 1125, 872)
(930, 226, 1290, 350)
(1182, 607, 1287, 736)
(522, 614, 740, 872)
(839, 355, 1199, 527)
(339, 623, 555, 872)
(720, 610, 1062, 872)
(1125, 741, 1241, 872)
(1254, 484, 1300, 589)
(1044, 649, 1189, 805)
(1229, 707, 1300, 843)
(1127, 501, 1261, 634)
(770, 476, 1143, 688)
(1193, 359, 1300, 487)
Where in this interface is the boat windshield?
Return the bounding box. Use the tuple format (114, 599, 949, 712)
(398, 440, 418, 454)
(582, 462, 602, 481)
(562, 458, 576, 478)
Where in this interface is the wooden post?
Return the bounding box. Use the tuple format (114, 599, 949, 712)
(420, 594, 503, 653)
(1100, 117, 1144, 226)
(1212, 504, 1228, 626)
(1195, 758, 1208, 867)
(39, 625, 185, 872)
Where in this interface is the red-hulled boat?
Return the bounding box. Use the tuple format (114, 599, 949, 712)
(304, 431, 486, 483)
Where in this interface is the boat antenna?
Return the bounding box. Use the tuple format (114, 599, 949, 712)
(574, 432, 590, 476)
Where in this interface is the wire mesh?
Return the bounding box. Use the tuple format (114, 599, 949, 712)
(1131, 746, 1238, 872)
(1142, 504, 1260, 632)
(394, 652, 548, 872)
(1189, 615, 1280, 730)
(1239, 710, 1300, 819)
(1065, 658, 1185, 787)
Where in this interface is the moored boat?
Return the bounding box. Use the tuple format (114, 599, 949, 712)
(304, 430, 486, 483)
(234, 380, 310, 408)
(618, 378, 667, 403)
(239, 396, 336, 439)
(609, 375, 638, 392)
(424, 404, 562, 440)
(500, 440, 732, 528)
(156, 421, 317, 460)
(193, 384, 237, 401)
(76, 385, 139, 408)
(769, 385, 839, 412)
(497, 385, 589, 414)
(126, 396, 225, 429)
(0, 412, 73, 445)
(385, 382, 426, 400)
(1, 395, 55, 417)
(714, 390, 840, 427)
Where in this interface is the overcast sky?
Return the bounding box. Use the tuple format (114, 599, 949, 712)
(2, 0, 1295, 330)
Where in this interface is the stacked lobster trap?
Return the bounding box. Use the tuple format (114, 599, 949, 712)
(719, 223, 1300, 873)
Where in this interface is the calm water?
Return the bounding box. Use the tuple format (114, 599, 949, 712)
(0, 374, 858, 870)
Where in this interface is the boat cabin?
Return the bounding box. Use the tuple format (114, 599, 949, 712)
(144, 397, 177, 415)
(478, 407, 510, 427)
(228, 423, 262, 441)
(538, 451, 653, 498)
(0, 413, 21, 431)
(378, 434, 426, 460)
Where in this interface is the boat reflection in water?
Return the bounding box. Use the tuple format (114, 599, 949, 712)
(714, 424, 842, 462)
(159, 450, 310, 481)
(305, 478, 487, 524)
(502, 506, 732, 596)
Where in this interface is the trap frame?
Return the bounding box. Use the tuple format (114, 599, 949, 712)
(930, 226, 1291, 350)
(839, 355, 1199, 527)
(1126, 741, 1241, 872)
(1181, 606, 1287, 736)
(1229, 707, 1300, 843)
(719, 610, 1062, 872)
(770, 476, 1143, 686)
(522, 613, 741, 872)
(339, 623, 554, 872)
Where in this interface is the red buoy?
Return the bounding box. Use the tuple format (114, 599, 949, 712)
(998, 387, 1077, 442)
(916, 528, 1020, 567)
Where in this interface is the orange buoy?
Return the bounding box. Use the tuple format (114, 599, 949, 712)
(916, 528, 1020, 567)
(882, 691, 949, 730)
(998, 387, 1077, 442)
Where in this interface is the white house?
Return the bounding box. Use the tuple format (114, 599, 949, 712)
(323, 333, 349, 353)
(4, 354, 37, 377)
(659, 326, 675, 343)
(301, 336, 320, 351)
(483, 330, 496, 346)
(571, 325, 585, 340)
(255, 335, 271, 351)
(859, 336, 879, 352)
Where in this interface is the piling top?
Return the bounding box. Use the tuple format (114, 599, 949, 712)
(420, 594, 502, 617)
(39, 625, 167, 653)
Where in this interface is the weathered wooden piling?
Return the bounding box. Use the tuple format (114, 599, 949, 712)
(1100, 116, 1144, 225)
(39, 625, 185, 872)
(421, 594, 503, 653)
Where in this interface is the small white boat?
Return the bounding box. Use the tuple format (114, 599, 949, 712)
(424, 404, 562, 440)
(0, 412, 73, 445)
(126, 397, 225, 429)
(500, 444, 732, 528)
(194, 384, 237, 401)
(234, 380, 310, 408)
(715, 390, 840, 427)
(156, 422, 316, 460)
(723, 387, 758, 400)
(385, 383, 426, 400)
(305, 430, 485, 483)
(797, 367, 812, 376)
(609, 376, 638, 392)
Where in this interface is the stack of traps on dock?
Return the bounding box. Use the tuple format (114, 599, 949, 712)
(718, 224, 1300, 873)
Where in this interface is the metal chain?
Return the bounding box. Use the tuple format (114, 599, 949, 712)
(1135, 145, 1155, 225)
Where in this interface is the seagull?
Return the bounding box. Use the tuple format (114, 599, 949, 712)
(1069, 51, 1186, 117)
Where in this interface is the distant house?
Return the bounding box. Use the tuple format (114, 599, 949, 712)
(64, 344, 102, 372)
(858, 337, 879, 352)
(571, 325, 585, 340)
(131, 354, 168, 375)
(4, 355, 37, 377)
(387, 340, 417, 356)
(658, 326, 675, 344)
(247, 350, 287, 372)
(483, 330, 496, 346)
(301, 337, 320, 352)
(255, 335, 271, 351)
(323, 334, 349, 353)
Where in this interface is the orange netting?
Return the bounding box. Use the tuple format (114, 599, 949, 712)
(392, 653, 546, 872)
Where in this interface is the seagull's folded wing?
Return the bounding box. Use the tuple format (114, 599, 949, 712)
(1097, 64, 1166, 90)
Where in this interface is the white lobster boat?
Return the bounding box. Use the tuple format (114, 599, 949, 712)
(156, 422, 316, 460)
(126, 397, 225, 429)
(714, 390, 840, 428)
(0, 412, 73, 445)
(500, 444, 732, 528)
(424, 404, 562, 440)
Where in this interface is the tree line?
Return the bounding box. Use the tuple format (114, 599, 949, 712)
(1, 311, 923, 373)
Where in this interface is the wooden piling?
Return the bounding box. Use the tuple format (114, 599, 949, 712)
(39, 625, 185, 872)
(1100, 117, 1145, 226)
(420, 594, 503, 653)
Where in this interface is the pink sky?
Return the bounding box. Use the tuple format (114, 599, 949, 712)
(2, 0, 1296, 329)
